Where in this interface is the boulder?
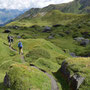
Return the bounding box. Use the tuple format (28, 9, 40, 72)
(48, 36, 54, 39)
(17, 36, 21, 39)
(3, 29, 11, 33)
(74, 37, 84, 42)
(70, 52, 77, 57)
(60, 61, 85, 90)
(74, 37, 90, 46)
(70, 74, 85, 90)
(43, 26, 51, 32)
(81, 32, 90, 38)
(80, 39, 90, 46)
(4, 73, 10, 88)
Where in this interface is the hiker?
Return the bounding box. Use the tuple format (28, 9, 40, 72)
(7, 35, 14, 47)
(18, 40, 23, 54)
(11, 36, 14, 43)
(7, 35, 12, 47)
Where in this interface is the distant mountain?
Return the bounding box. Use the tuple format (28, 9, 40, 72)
(16, 0, 90, 20)
(0, 9, 26, 26)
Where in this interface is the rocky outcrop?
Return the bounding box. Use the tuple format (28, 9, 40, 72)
(4, 73, 11, 88)
(60, 61, 85, 90)
(70, 74, 85, 90)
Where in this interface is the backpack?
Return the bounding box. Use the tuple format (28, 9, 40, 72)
(18, 42, 22, 48)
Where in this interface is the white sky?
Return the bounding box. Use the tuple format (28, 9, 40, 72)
(0, 0, 74, 10)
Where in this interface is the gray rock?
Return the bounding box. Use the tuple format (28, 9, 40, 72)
(43, 26, 51, 32)
(4, 73, 10, 88)
(70, 74, 85, 90)
(60, 61, 85, 90)
(70, 52, 77, 57)
(48, 36, 54, 39)
(80, 39, 90, 46)
(74, 37, 84, 42)
(74, 37, 90, 46)
(17, 36, 21, 39)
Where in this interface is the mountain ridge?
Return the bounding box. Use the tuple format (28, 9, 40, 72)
(15, 0, 90, 20)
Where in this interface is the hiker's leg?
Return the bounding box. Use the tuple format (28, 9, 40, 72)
(9, 42, 11, 47)
(19, 48, 21, 54)
(21, 48, 23, 54)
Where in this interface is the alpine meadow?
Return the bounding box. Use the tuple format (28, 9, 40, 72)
(0, 0, 90, 90)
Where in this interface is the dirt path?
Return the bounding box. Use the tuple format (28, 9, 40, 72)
(9, 46, 59, 90)
(30, 64, 59, 90)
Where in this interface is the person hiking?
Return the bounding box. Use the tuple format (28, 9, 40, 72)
(7, 35, 12, 47)
(18, 40, 23, 54)
(11, 36, 14, 43)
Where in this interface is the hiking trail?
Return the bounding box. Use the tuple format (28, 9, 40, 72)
(9, 46, 59, 90)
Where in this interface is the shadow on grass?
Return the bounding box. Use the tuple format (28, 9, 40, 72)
(3, 42, 9, 47)
(0, 83, 9, 90)
(53, 69, 70, 90)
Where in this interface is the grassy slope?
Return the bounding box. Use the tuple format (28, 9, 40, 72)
(0, 33, 51, 90)
(12, 39, 69, 72)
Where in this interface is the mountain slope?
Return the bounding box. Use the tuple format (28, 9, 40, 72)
(7, 10, 84, 27)
(0, 9, 25, 25)
(15, 0, 90, 20)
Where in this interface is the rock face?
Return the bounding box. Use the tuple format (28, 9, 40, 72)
(70, 75, 85, 90)
(60, 61, 85, 90)
(4, 73, 10, 88)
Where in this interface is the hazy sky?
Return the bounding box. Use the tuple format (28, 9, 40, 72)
(0, 0, 73, 10)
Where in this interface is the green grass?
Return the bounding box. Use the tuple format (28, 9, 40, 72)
(66, 57, 90, 90)
(7, 63, 51, 90)
(12, 39, 69, 72)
